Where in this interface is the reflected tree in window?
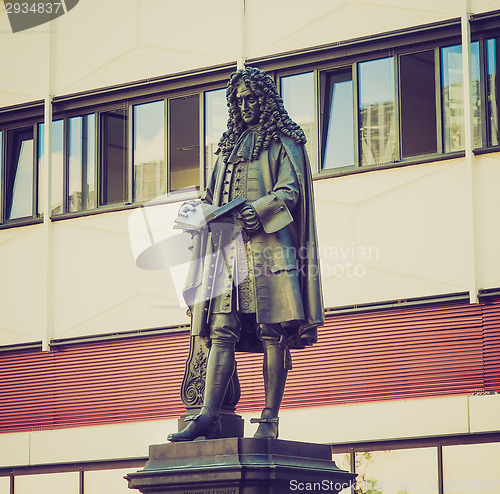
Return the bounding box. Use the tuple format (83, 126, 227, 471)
(354, 449, 438, 494)
(359, 57, 397, 166)
(133, 100, 165, 203)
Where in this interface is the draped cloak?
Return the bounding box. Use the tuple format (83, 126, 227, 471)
(182, 132, 324, 352)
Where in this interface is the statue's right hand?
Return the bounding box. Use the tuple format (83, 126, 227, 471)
(178, 200, 199, 218)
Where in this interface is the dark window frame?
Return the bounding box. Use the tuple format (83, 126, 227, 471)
(0, 112, 43, 228)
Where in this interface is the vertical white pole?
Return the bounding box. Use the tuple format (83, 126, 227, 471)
(461, 0, 478, 304)
(238, 0, 246, 70)
(41, 20, 55, 351)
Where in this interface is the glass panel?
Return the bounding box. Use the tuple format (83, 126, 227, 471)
(100, 108, 127, 205)
(281, 72, 318, 171)
(359, 57, 397, 166)
(321, 69, 355, 169)
(443, 443, 500, 494)
(441, 42, 481, 152)
(69, 114, 96, 211)
(6, 127, 33, 220)
(0, 477, 9, 494)
(0, 130, 2, 219)
(15, 472, 79, 494)
(170, 95, 200, 191)
(204, 88, 226, 185)
(355, 449, 438, 494)
(400, 50, 438, 157)
(133, 100, 165, 203)
(51, 120, 64, 214)
(39, 120, 65, 215)
(84, 468, 133, 494)
(487, 38, 500, 146)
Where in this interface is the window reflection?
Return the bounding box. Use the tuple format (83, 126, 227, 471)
(441, 42, 481, 152)
(15, 472, 79, 494)
(133, 100, 165, 202)
(355, 449, 438, 494)
(69, 114, 96, 212)
(84, 468, 133, 494)
(100, 108, 127, 205)
(170, 95, 200, 191)
(204, 88, 226, 185)
(400, 50, 438, 158)
(39, 120, 64, 215)
(443, 443, 500, 494)
(487, 38, 500, 146)
(359, 57, 397, 166)
(281, 72, 318, 171)
(0, 476, 9, 493)
(321, 69, 355, 169)
(6, 127, 34, 220)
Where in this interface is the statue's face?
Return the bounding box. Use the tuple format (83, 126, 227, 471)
(236, 82, 260, 127)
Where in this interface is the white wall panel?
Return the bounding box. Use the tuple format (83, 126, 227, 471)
(315, 160, 472, 308)
(474, 153, 500, 290)
(0, 225, 45, 345)
(0, 9, 49, 107)
(51, 205, 188, 340)
(246, 0, 464, 60)
(53, 0, 240, 96)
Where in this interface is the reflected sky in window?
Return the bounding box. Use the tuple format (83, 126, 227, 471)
(204, 88, 226, 182)
(281, 72, 317, 171)
(133, 100, 165, 202)
(323, 78, 354, 169)
(39, 120, 64, 214)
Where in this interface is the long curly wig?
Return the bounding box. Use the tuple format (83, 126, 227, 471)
(218, 66, 307, 161)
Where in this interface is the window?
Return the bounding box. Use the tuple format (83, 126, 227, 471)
(353, 449, 438, 494)
(487, 38, 500, 146)
(359, 57, 397, 166)
(5, 126, 34, 220)
(69, 114, 96, 212)
(133, 101, 165, 203)
(321, 68, 355, 169)
(100, 108, 128, 206)
(38, 119, 65, 215)
(169, 95, 200, 192)
(441, 42, 481, 152)
(204, 88, 226, 185)
(281, 72, 318, 171)
(400, 50, 438, 158)
(443, 443, 500, 494)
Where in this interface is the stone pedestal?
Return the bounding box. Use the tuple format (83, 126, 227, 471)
(126, 438, 355, 494)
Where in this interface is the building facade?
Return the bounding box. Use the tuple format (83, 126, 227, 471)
(1, 0, 500, 493)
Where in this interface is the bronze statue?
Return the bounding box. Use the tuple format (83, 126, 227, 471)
(168, 66, 324, 442)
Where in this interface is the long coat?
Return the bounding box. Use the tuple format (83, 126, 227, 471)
(183, 133, 324, 351)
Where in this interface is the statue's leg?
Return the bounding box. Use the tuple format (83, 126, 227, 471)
(252, 326, 290, 440)
(168, 314, 238, 442)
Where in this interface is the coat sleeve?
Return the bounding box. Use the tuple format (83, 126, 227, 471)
(250, 145, 300, 233)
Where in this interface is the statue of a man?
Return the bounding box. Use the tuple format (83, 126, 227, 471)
(168, 66, 324, 442)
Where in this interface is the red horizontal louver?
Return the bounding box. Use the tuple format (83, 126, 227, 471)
(0, 299, 499, 434)
(481, 299, 500, 391)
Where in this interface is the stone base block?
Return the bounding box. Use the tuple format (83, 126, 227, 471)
(126, 437, 355, 494)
